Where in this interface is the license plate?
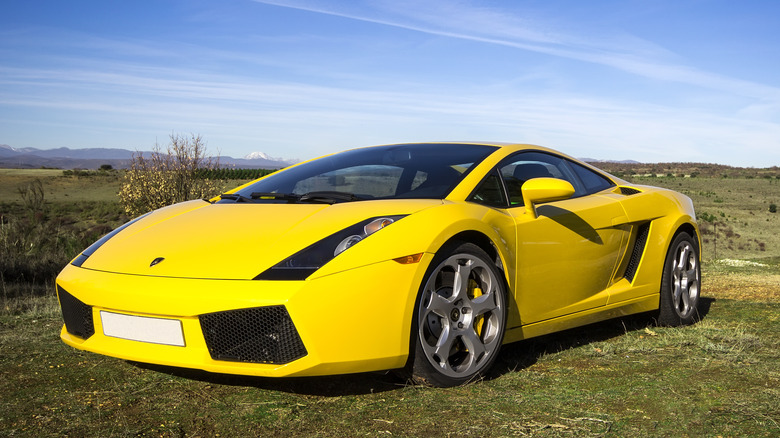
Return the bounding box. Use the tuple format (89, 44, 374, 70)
(100, 311, 185, 347)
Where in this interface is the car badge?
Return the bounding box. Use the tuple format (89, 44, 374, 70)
(149, 257, 165, 267)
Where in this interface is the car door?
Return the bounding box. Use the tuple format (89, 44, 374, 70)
(500, 152, 630, 325)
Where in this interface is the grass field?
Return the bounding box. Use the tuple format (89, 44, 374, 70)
(1, 168, 778, 437)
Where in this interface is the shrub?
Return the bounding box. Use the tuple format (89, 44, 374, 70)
(119, 133, 225, 217)
(770, 203, 777, 213)
(18, 179, 45, 214)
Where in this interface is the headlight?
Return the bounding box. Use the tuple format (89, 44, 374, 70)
(334, 217, 397, 256)
(255, 215, 406, 280)
(71, 212, 151, 267)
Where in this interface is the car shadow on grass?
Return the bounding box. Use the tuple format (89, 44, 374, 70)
(490, 297, 715, 380)
(132, 298, 715, 396)
(131, 362, 406, 396)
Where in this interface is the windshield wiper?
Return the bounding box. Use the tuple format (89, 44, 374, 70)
(220, 193, 255, 203)
(227, 191, 363, 204)
(297, 191, 363, 204)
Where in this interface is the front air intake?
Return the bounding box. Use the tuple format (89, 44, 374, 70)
(199, 306, 307, 364)
(57, 286, 95, 340)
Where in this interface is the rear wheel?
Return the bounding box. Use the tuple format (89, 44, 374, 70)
(657, 232, 701, 326)
(409, 242, 507, 387)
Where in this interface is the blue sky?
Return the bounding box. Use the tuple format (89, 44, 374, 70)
(1, 0, 779, 166)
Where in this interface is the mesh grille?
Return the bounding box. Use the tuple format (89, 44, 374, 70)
(199, 306, 307, 364)
(624, 223, 650, 282)
(57, 286, 95, 340)
(620, 186, 642, 195)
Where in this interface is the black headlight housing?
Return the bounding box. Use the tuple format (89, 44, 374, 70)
(255, 215, 406, 281)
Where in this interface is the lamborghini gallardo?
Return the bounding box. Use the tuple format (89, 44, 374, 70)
(57, 142, 701, 387)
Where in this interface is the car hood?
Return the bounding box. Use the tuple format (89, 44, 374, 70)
(78, 199, 441, 280)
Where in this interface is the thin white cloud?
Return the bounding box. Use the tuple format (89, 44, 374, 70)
(3, 61, 777, 166)
(252, 0, 780, 103)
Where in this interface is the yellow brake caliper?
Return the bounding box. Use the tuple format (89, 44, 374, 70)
(468, 279, 485, 339)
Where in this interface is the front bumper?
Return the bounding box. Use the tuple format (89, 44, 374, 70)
(56, 255, 432, 377)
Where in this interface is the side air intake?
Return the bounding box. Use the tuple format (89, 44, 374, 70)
(619, 186, 642, 195)
(624, 223, 650, 282)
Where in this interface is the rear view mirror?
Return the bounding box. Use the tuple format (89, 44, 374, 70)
(382, 149, 412, 165)
(521, 177, 575, 218)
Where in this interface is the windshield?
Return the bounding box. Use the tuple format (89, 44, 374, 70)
(224, 143, 497, 203)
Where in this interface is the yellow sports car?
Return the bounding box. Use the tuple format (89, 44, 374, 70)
(57, 142, 701, 387)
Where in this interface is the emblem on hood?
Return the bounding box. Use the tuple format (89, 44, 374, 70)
(149, 257, 165, 267)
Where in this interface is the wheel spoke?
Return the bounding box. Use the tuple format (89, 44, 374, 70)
(672, 282, 682, 303)
(677, 245, 690, 270)
(431, 326, 455, 368)
(679, 282, 690, 310)
(461, 329, 486, 365)
(470, 290, 497, 317)
(426, 291, 454, 318)
(451, 259, 473, 301)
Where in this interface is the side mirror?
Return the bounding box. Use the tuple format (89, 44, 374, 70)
(521, 177, 575, 219)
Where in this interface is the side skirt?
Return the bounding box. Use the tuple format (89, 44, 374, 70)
(502, 294, 658, 344)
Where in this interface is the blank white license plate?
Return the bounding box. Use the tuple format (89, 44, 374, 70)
(100, 311, 185, 347)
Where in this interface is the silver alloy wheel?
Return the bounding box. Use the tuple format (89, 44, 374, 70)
(418, 252, 504, 379)
(671, 241, 699, 319)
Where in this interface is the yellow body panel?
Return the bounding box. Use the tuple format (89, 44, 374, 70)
(510, 192, 630, 324)
(57, 142, 700, 378)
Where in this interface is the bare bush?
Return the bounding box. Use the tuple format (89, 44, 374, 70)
(119, 134, 225, 216)
(18, 179, 45, 215)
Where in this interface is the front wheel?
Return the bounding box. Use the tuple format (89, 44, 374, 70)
(409, 242, 507, 387)
(657, 232, 701, 326)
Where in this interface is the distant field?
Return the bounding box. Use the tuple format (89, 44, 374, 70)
(0, 169, 122, 204)
(626, 175, 780, 261)
(1, 167, 777, 261)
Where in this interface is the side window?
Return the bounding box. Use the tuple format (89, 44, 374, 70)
(468, 151, 616, 208)
(469, 171, 506, 207)
(566, 160, 615, 195)
(499, 152, 571, 207)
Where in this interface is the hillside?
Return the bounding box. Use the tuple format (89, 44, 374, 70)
(0, 144, 295, 170)
(588, 160, 780, 179)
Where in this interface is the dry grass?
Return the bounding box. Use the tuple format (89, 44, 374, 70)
(707, 272, 780, 301)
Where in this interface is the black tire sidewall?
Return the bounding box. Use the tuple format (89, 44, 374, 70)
(657, 232, 701, 326)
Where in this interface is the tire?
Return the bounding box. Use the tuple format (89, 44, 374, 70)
(409, 242, 507, 387)
(657, 232, 701, 326)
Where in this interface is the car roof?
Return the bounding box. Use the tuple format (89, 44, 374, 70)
(372, 141, 573, 159)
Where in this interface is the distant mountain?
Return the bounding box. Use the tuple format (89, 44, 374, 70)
(582, 158, 641, 164)
(0, 145, 296, 170)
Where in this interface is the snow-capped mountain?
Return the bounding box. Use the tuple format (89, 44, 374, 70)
(243, 151, 276, 161)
